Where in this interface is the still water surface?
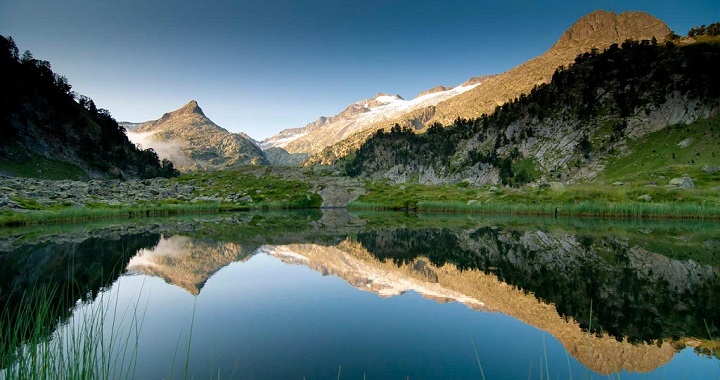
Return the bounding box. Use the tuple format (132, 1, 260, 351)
(1, 210, 719, 379)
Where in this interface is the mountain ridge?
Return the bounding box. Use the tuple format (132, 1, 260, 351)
(344, 40, 720, 185)
(304, 10, 673, 166)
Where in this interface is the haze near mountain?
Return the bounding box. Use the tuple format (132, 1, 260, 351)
(298, 10, 672, 165)
(126, 101, 268, 171)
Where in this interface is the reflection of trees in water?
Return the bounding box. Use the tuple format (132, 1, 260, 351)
(357, 227, 720, 343)
(0, 233, 161, 362)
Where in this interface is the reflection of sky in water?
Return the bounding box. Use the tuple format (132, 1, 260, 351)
(89, 243, 720, 380)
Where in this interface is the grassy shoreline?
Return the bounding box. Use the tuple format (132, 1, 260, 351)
(349, 199, 720, 219)
(0, 201, 315, 227)
(3, 195, 719, 229)
(2, 163, 719, 227)
(349, 180, 720, 220)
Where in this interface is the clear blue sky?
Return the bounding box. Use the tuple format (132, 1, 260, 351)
(1, 0, 718, 140)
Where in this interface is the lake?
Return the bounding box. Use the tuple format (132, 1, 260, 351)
(1, 210, 719, 379)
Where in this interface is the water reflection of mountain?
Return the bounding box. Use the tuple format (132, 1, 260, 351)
(127, 236, 255, 295)
(262, 238, 709, 375)
(118, 220, 718, 347)
(3, 211, 718, 374)
(125, 223, 718, 374)
(355, 227, 719, 344)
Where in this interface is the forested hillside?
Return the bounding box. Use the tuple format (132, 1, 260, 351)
(0, 36, 177, 179)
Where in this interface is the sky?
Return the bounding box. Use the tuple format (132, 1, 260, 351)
(1, 0, 719, 140)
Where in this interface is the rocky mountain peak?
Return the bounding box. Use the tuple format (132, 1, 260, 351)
(374, 92, 404, 100)
(335, 93, 406, 118)
(415, 86, 451, 99)
(174, 100, 205, 117)
(552, 10, 671, 52)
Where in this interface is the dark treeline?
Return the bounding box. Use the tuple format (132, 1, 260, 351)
(688, 22, 720, 37)
(345, 39, 720, 184)
(0, 35, 177, 179)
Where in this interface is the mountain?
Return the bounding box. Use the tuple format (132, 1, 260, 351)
(345, 40, 720, 185)
(0, 36, 174, 180)
(305, 10, 673, 165)
(126, 101, 268, 171)
(261, 80, 492, 157)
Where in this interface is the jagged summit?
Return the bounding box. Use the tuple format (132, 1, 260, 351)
(373, 93, 404, 101)
(178, 100, 204, 116)
(159, 100, 205, 121)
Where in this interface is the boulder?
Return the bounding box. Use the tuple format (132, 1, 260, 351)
(668, 177, 694, 189)
(677, 138, 693, 148)
(637, 194, 652, 202)
(0, 194, 21, 210)
(701, 165, 720, 174)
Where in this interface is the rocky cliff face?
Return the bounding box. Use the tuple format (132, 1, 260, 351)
(304, 10, 673, 165)
(126, 101, 268, 171)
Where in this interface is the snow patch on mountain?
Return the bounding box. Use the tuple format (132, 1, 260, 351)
(261, 82, 481, 152)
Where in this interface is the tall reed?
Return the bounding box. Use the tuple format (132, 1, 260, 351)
(0, 282, 147, 380)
